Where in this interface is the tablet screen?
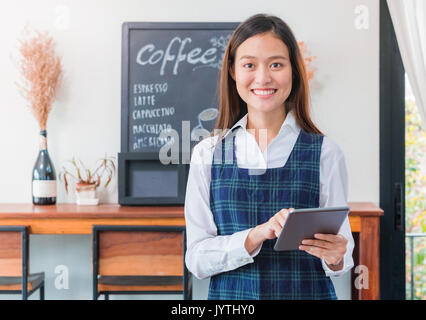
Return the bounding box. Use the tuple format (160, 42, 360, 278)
(273, 206, 350, 251)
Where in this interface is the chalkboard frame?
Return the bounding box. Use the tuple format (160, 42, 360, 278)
(121, 21, 239, 153)
(118, 152, 188, 205)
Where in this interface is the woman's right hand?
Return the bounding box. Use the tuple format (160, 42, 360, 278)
(258, 208, 294, 239)
(245, 208, 294, 254)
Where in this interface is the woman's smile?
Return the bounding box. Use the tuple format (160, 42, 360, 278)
(251, 88, 278, 98)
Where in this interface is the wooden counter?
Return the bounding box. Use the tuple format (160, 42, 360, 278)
(0, 202, 383, 300)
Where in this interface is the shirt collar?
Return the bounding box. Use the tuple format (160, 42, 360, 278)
(223, 109, 300, 139)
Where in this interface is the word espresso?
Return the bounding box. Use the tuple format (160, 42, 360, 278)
(171, 304, 255, 318)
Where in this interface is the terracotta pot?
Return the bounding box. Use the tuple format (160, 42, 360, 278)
(75, 183, 99, 205)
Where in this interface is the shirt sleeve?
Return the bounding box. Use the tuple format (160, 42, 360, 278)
(184, 137, 261, 280)
(319, 137, 355, 277)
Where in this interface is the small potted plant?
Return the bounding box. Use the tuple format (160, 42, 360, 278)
(59, 155, 116, 205)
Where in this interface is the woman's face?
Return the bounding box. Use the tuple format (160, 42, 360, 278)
(231, 32, 292, 115)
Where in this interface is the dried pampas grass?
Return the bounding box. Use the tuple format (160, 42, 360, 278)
(16, 27, 62, 130)
(298, 41, 316, 81)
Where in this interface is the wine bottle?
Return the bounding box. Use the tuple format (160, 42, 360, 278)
(32, 130, 57, 205)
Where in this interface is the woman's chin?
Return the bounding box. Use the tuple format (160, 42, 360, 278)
(247, 103, 285, 114)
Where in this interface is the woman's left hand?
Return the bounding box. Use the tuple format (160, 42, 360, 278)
(299, 234, 348, 270)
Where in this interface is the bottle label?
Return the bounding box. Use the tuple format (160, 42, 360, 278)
(33, 180, 57, 198)
(39, 135, 47, 150)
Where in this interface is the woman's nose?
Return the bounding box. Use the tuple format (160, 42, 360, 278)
(254, 66, 272, 85)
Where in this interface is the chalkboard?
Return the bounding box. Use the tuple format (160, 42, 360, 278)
(119, 22, 238, 205)
(121, 22, 238, 154)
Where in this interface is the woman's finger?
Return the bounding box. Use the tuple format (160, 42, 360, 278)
(279, 208, 289, 215)
(275, 213, 286, 227)
(278, 209, 290, 221)
(314, 233, 346, 244)
(301, 239, 333, 249)
(299, 245, 324, 259)
(271, 220, 282, 238)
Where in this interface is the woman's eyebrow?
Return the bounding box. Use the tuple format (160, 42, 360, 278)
(239, 55, 256, 60)
(268, 55, 288, 60)
(239, 55, 288, 60)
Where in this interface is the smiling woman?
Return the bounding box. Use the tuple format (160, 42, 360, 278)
(184, 13, 355, 300)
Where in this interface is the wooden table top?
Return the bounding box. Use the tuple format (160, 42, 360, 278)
(0, 202, 383, 219)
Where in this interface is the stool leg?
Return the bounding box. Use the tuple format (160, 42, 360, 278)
(184, 288, 192, 300)
(93, 287, 98, 300)
(40, 284, 45, 300)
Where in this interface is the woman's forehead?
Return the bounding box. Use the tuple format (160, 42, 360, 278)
(235, 32, 290, 59)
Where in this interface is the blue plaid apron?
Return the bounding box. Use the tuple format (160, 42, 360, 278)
(207, 130, 337, 300)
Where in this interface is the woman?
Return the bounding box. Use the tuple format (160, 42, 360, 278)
(184, 13, 354, 300)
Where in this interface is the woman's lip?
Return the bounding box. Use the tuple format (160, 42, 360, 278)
(251, 89, 277, 97)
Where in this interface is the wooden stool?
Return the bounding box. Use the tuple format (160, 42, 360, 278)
(92, 225, 192, 300)
(0, 226, 45, 300)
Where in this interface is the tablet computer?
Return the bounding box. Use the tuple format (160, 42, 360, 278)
(273, 206, 350, 251)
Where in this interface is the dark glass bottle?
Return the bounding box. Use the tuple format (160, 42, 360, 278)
(32, 130, 57, 205)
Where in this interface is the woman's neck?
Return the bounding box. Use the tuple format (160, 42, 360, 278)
(246, 107, 286, 152)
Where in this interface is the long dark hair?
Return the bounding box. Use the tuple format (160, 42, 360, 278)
(214, 13, 323, 140)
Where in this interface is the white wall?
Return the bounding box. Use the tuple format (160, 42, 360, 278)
(0, 0, 379, 300)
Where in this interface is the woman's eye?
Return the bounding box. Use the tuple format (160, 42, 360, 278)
(271, 62, 282, 68)
(243, 63, 254, 69)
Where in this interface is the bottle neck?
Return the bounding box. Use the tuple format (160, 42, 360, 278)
(39, 130, 48, 151)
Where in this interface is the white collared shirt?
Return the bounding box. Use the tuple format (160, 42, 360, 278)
(184, 110, 354, 280)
